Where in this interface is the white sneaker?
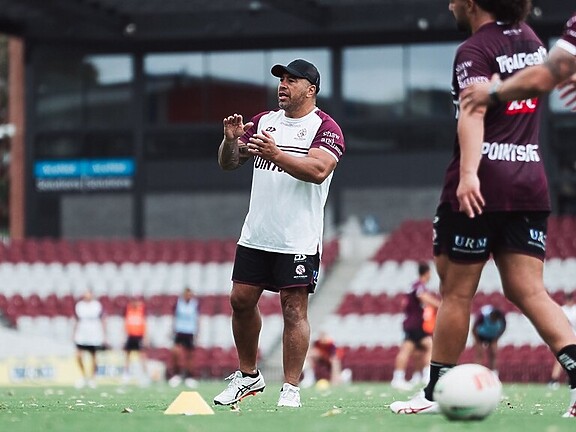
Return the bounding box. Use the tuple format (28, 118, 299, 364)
(74, 378, 86, 389)
(138, 375, 151, 387)
(184, 377, 198, 388)
(562, 388, 576, 418)
(277, 383, 302, 408)
(168, 375, 182, 387)
(391, 379, 414, 391)
(213, 370, 266, 406)
(87, 379, 97, 389)
(390, 391, 440, 415)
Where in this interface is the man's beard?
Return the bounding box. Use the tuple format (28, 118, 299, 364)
(456, 18, 471, 33)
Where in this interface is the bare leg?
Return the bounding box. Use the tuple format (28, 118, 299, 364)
(185, 348, 194, 377)
(280, 287, 310, 386)
(473, 339, 485, 367)
(394, 340, 416, 374)
(414, 337, 433, 370)
(171, 344, 183, 376)
(431, 256, 484, 364)
(124, 350, 131, 375)
(551, 360, 564, 382)
(76, 350, 86, 377)
(139, 350, 148, 375)
(487, 341, 498, 371)
(89, 351, 98, 379)
(330, 357, 342, 385)
(496, 253, 576, 352)
(230, 283, 263, 374)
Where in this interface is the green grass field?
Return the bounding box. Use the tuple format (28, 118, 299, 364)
(0, 381, 573, 432)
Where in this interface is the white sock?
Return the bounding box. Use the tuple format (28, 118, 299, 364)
(411, 371, 422, 382)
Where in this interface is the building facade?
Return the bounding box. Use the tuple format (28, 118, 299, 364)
(2, 0, 574, 238)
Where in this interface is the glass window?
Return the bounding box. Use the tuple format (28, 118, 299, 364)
(144, 129, 222, 160)
(145, 51, 271, 124)
(406, 43, 458, 118)
(34, 132, 133, 158)
(84, 55, 133, 127)
(142, 49, 332, 158)
(145, 53, 204, 124)
(205, 51, 268, 122)
(34, 134, 83, 158)
(343, 46, 404, 121)
(35, 53, 133, 130)
(144, 49, 333, 125)
(342, 43, 457, 151)
(84, 132, 133, 157)
(35, 55, 85, 129)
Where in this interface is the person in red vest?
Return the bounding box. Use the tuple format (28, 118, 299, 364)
(301, 331, 344, 388)
(123, 295, 149, 385)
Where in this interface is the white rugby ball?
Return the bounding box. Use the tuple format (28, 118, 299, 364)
(433, 363, 502, 420)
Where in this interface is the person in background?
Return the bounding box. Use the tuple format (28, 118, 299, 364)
(549, 292, 576, 389)
(410, 302, 439, 387)
(301, 331, 344, 388)
(123, 295, 149, 386)
(472, 305, 507, 374)
(390, 0, 576, 418)
(213, 58, 345, 409)
(73, 289, 106, 389)
(168, 287, 200, 388)
(391, 262, 440, 391)
(460, 12, 576, 111)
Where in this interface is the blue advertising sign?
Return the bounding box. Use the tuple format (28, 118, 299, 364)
(34, 158, 135, 191)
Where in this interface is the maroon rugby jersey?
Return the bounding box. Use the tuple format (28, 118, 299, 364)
(557, 13, 576, 54)
(402, 280, 428, 332)
(440, 21, 550, 212)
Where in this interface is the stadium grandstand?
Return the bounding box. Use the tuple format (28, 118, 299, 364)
(0, 0, 574, 386)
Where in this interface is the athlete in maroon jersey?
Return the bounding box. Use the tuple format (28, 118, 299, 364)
(391, 262, 440, 391)
(461, 12, 576, 111)
(391, 0, 576, 418)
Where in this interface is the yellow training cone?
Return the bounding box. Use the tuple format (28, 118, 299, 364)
(164, 391, 215, 415)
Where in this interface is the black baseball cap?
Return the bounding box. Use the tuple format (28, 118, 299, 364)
(271, 59, 320, 94)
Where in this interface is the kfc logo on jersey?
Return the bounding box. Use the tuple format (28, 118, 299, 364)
(505, 98, 538, 114)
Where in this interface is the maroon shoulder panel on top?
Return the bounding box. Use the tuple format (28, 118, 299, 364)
(310, 109, 345, 162)
(560, 13, 576, 50)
